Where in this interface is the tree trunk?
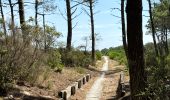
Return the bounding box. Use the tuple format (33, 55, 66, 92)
(8, 0, 15, 44)
(148, 0, 159, 56)
(165, 28, 169, 55)
(35, 0, 38, 26)
(66, 0, 72, 51)
(18, 0, 26, 41)
(121, 0, 128, 58)
(43, 14, 47, 52)
(0, 0, 7, 37)
(89, 0, 95, 64)
(126, 0, 147, 99)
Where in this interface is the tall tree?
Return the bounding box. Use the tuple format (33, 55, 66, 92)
(121, 0, 128, 58)
(0, 0, 7, 37)
(148, 0, 159, 56)
(18, 0, 26, 41)
(37, 0, 57, 52)
(8, 0, 15, 43)
(66, 0, 72, 51)
(35, 0, 38, 26)
(147, 0, 170, 56)
(82, 0, 96, 63)
(126, 0, 147, 99)
(89, 0, 95, 64)
(64, 0, 90, 51)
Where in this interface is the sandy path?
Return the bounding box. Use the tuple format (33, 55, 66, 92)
(85, 56, 108, 100)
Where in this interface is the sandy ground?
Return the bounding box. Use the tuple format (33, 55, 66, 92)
(70, 57, 129, 100)
(86, 56, 108, 100)
(3, 57, 129, 100)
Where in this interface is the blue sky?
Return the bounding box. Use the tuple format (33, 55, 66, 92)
(53, 0, 154, 50)
(2, 0, 157, 50)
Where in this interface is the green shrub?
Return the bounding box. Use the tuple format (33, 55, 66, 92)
(75, 67, 85, 74)
(59, 48, 92, 67)
(82, 56, 92, 67)
(144, 43, 170, 99)
(108, 51, 118, 59)
(105, 47, 127, 66)
(96, 51, 102, 60)
(47, 50, 63, 72)
(145, 65, 170, 100)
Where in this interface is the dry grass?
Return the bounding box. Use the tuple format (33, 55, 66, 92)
(95, 57, 105, 70)
(10, 67, 86, 99)
(101, 73, 120, 99)
(5, 58, 130, 100)
(101, 59, 129, 100)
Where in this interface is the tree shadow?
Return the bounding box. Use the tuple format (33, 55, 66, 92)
(105, 68, 124, 75)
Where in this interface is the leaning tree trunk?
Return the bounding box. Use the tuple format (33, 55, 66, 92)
(66, 0, 72, 51)
(0, 0, 7, 37)
(89, 0, 95, 64)
(148, 0, 159, 56)
(121, 0, 128, 58)
(126, 0, 147, 99)
(18, 0, 26, 41)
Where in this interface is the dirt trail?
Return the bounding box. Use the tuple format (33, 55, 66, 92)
(85, 56, 108, 100)
(70, 57, 125, 100)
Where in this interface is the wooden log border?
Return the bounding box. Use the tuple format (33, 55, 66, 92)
(116, 72, 126, 98)
(58, 74, 91, 100)
(116, 71, 131, 99)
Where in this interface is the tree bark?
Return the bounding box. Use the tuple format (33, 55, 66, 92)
(18, 0, 26, 41)
(121, 0, 128, 58)
(43, 14, 47, 52)
(66, 0, 72, 51)
(89, 0, 95, 64)
(8, 0, 15, 44)
(126, 0, 147, 99)
(148, 0, 159, 56)
(35, 0, 38, 26)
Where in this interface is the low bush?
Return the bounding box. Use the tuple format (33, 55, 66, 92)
(144, 43, 170, 99)
(75, 67, 85, 74)
(0, 24, 61, 95)
(96, 51, 102, 60)
(0, 39, 43, 93)
(59, 48, 92, 67)
(47, 49, 63, 73)
(107, 49, 127, 65)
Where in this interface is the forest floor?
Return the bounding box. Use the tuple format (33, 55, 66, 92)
(0, 57, 129, 100)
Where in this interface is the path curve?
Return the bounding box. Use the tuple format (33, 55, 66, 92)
(86, 56, 108, 100)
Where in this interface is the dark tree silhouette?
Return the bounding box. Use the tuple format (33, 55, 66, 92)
(0, 0, 7, 37)
(18, 0, 26, 41)
(66, 0, 72, 51)
(148, 0, 159, 56)
(89, 0, 95, 64)
(35, 0, 38, 26)
(121, 0, 128, 58)
(8, 0, 15, 44)
(126, 0, 147, 99)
